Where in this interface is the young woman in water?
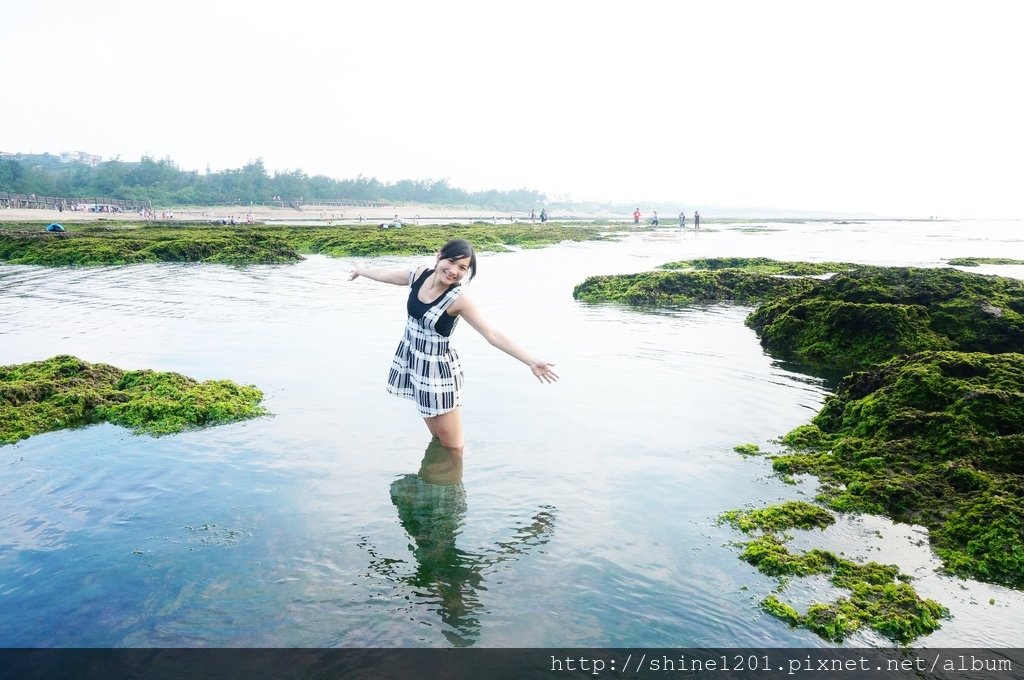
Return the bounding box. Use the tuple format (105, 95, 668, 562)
(349, 239, 558, 469)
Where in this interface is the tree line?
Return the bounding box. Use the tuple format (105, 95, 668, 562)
(0, 154, 547, 210)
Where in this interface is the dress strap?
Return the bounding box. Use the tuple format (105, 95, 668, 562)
(434, 285, 463, 314)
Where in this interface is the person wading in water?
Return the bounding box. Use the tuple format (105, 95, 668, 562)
(349, 239, 558, 476)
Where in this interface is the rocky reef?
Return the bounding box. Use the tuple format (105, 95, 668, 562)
(1, 355, 267, 445)
(748, 266, 1024, 369)
(0, 223, 613, 266)
(720, 500, 949, 643)
(773, 350, 1024, 588)
(576, 258, 1023, 640)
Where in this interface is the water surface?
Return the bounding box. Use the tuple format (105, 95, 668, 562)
(1, 219, 1022, 647)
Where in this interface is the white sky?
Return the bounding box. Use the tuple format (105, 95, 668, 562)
(2, 0, 1022, 217)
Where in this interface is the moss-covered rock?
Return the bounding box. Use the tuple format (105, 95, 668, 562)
(772, 351, 1024, 588)
(721, 500, 836, 533)
(733, 532, 949, 643)
(0, 227, 301, 265)
(761, 595, 802, 626)
(573, 269, 817, 305)
(659, 257, 861, 275)
(947, 257, 1024, 267)
(572, 258, 869, 306)
(574, 264, 1023, 367)
(0, 223, 612, 266)
(1, 355, 267, 445)
(747, 267, 1024, 369)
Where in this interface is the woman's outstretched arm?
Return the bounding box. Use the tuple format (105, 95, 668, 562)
(349, 265, 417, 285)
(451, 294, 559, 384)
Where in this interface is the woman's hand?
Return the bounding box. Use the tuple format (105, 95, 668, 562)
(348, 266, 361, 281)
(530, 361, 559, 384)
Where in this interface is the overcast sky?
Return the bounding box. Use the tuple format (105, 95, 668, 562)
(3, 1, 1022, 217)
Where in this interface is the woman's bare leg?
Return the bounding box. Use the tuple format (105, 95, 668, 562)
(423, 407, 464, 469)
(419, 436, 462, 484)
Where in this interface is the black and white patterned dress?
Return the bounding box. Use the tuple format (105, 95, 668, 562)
(386, 268, 465, 417)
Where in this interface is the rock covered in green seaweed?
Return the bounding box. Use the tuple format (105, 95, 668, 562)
(947, 257, 1024, 267)
(574, 263, 1024, 367)
(720, 503, 949, 643)
(659, 257, 861, 275)
(573, 269, 817, 305)
(721, 500, 835, 533)
(1, 355, 267, 445)
(0, 226, 303, 265)
(773, 350, 1024, 588)
(572, 258, 867, 306)
(301, 223, 611, 257)
(747, 538, 949, 644)
(0, 223, 612, 266)
(747, 266, 1024, 369)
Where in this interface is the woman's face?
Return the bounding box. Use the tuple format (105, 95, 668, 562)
(436, 255, 472, 284)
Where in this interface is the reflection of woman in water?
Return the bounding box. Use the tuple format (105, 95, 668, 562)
(349, 239, 558, 470)
(362, 438, 555, 646)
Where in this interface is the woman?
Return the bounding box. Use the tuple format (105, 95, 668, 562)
(349, 239, 558, 467)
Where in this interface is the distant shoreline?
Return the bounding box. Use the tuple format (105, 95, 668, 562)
(3, 205, 999, 225)
(0, 204, 565, 224)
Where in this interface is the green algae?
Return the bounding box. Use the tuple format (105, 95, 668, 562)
(0, 226, 301, 265)
(659, 257, 861, 276)
(947, 257, 1024, 267)
(572, 258, 868, 307)
(294, 223, 611, 258)
(722, 503, 948, 644)
(730, 525, 949, 643)
(575, 261, 1024, 593)
(0, 223, 613, 266)
(575, 263, 1023, 370)
(721, 500, 835, 533)
(753, 299, 951, 369)
(733, 443, 761, 456)
(571, 258, 1023, 635)
(748, 267, 1024, 369)
(761, 595, 802, 626)
(573, 269, 817, 305)
(771, 351, 1024, 588)
(1, 355, 267, 445)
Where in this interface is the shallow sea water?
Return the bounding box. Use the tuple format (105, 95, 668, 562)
(1, 219, 1022, 647)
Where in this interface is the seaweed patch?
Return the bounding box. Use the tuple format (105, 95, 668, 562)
(720, 505, 949, 643)
(0, 223, 613, 266)
(1, 355, 267, 445)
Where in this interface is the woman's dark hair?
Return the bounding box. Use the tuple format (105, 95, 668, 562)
(438, 239, 477, 282)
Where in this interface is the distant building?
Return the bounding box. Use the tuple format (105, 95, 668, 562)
(60, 151, 103, 166)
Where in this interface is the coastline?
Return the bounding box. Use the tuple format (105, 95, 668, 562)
(0, 204, 617, 224)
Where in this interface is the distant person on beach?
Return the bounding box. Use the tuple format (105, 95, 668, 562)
(530, 209, 536, 223)
(633, 208, 641, 228)
(678, 211, 686, 229)
(694, 211, 701, 230)
(349, 239, 558, 473)
(651, 211, 659, 227)
(540, 209, 548, 223)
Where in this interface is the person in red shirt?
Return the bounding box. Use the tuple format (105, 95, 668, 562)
(633, 208, 641, 228)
